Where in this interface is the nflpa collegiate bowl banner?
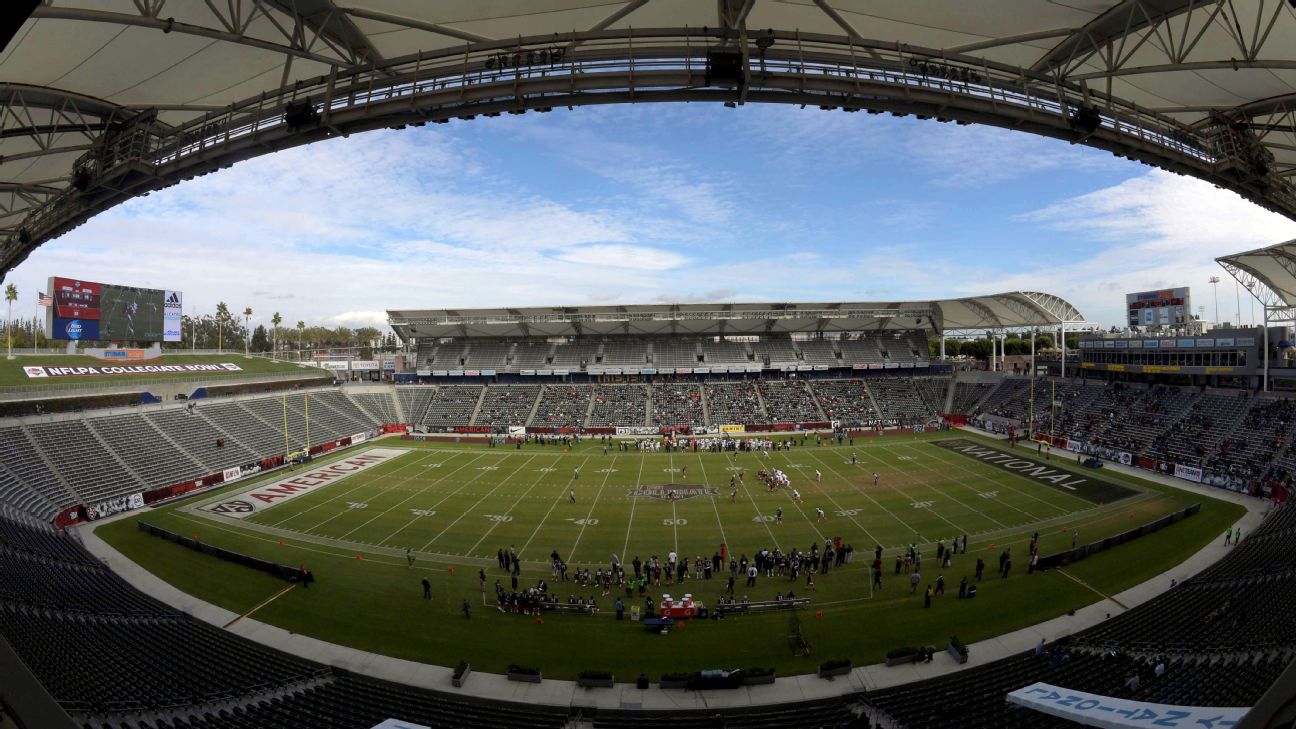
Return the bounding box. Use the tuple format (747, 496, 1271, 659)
(23, 363, 243, 378)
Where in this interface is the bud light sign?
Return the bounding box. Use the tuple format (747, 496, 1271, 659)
(52, 317, 100, 340)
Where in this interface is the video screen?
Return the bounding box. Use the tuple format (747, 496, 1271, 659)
(99, 285, 166, 342)
(46, 276, 182, 342)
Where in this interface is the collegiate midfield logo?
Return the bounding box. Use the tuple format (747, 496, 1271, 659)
(627, 483, 718, 501)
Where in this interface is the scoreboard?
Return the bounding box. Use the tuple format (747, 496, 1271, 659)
(46, 276, 182, 342)
(1126, 287, 1190, 328)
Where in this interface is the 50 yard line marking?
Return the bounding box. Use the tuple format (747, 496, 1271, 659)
(669, 453, 678, 553)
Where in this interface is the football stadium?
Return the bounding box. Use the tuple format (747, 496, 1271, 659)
(1, 3, 1296, 729)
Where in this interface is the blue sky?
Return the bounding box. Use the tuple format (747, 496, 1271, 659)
(5, 103, 1296, 331)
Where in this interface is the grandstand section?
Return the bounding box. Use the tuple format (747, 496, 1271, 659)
(531, 384, 593, 429)
(811, 380, 879, 427)
(702, 381, 765, 424)
(420, 385, 480, 427)
(588, 384, 650, 427)
(649, 382, 705, 427)
(756, 379, 824, 423)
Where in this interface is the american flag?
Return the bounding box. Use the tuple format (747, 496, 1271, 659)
(37, 292, 53, 307)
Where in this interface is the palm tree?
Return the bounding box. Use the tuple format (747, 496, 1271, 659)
(271, 312, 282, 360)
(215, 301, 229, 353)
(4, 283, 16, 360)
(242, 306, 253, 355)
(296, 320, 306, 361)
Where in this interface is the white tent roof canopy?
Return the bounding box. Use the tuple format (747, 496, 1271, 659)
(1217, 238, 1296, 311)
(4, 1, 1296, 273)
(386, 292, 1085, 340)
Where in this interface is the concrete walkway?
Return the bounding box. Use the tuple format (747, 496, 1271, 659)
(76, 429, 1269, 711)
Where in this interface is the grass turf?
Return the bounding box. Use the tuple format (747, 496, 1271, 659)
(96, 430, 1244, 680)
(0, 353, 326, 388)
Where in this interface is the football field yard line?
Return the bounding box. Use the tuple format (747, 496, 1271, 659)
(466, 455, 585, 557)
(523, 455, 603, 559)
(754, 451, 827, 543)
(691, 452, 728, 553)
(418, 454, 541, 552)
(763, 450, 878, 546)
(852, 446, 974, 538)
(733, 452, 781, 551)
(284, 450, 443, 532)
(338, 453, 489, 542)
(620, 453, 647, 559)
(803, 449, 923, 543)
(907, 441, 1092, 514)
(669, 453, 678, 553)
(260, 449, 436, 528)
(873, 443, 1011, 529)
(375, 453, 505, 547)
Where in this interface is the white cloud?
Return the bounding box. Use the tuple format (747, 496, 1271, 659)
(994, 171, 1296, 324)
(554, 245, 690, 270)
(329, 311, 391, 328)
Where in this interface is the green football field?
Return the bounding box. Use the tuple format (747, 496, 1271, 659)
(224, 435, 1146, 566)
(98, 431, 1243, 680)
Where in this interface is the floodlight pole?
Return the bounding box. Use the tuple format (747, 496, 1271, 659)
(1060, 323, 1067, 379)
(1263, 305, 1269, 393)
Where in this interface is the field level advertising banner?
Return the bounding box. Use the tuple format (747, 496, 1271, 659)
(47, 276, 182, 342)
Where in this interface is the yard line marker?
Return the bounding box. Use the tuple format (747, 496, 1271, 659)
(763, 449, 875, 546)
(849, 446, 971, 537)
(339, 453, 489, 542)
(732, 450, 782, 551)
(560, 455, 617, 562)
(620, 453, 648, 559)
(875, 443, 1011, 529)
(803, 449, 922, 542)
(265, 449, 437, 528)
(902, 440, 1084, 515)
(466, 455, 583, 556)
(419, 454, 541, 552)
(692, 453, 728, 552)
